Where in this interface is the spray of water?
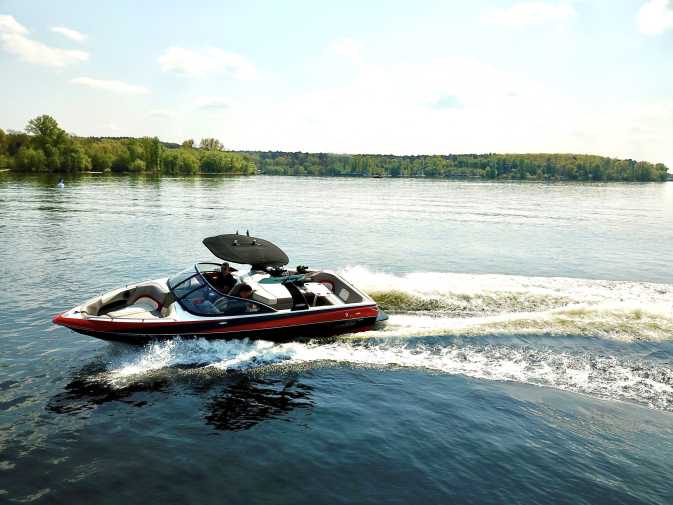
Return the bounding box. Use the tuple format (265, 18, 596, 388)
(103, 268, 673, 410)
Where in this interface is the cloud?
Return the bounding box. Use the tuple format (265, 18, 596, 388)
(638, 0, 673, 35)
(158, 47, 256, 79)
(0, 15, 88, 67)
(158, 65, 672, 169)
(218, 55, 561, 153)
(51, 26, 86, 42)
(329, 38, 363, 64)
(71, 77, 150, 95)
(209, 47, 673, 169)
(194, 97, 231, 112)
(147, 109, 174, 119)
(0, 14, 27, 35)
(431, 95, 463, 109)
(483, 1, 576, 27)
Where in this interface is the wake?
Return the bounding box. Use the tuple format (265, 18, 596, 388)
(101, 268, 673, 411)
(346, 266, 673, 342)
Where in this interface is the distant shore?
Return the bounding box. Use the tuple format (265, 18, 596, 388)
(1, 114, 669, 182)
(3, 171, 672, 185)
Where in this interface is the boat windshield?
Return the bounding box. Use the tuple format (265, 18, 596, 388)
(168, 267, 196, 288)
(195, 262, 221, 275)
(168, 264, 274, 317)
(167, 267, 201, 298)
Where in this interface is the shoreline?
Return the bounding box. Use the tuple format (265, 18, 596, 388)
(2, 171, 671, 184)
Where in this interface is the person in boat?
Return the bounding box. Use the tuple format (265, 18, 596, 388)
(237, 284, 259, 313)
(211, 262, 237, 293)
(238, 284, 253, 299)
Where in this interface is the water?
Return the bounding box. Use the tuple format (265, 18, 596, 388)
(2, 173, 673, 504)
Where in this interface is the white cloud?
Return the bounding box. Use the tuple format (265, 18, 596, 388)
(158, 46, 256, 79)
(71, 77, 150, 95)
(0, 15, 88, 67)
(214, 55, 563, 153)
(51, 26, 86, 42)
(483, 1, 576, 27)
(431, 95, 463, 109)
(568, 101, 673, 169)
(206, 43, 673, 169)
(194, 97, 231, 112)
(0, 14, 27, 35)
(637, 0, 673, 35)
(329, 38, 363, 64)
(147, 109, 175, 119)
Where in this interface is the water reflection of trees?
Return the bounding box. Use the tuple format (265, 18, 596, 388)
(46, 363, 314, 431)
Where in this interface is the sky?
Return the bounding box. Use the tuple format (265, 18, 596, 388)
(1, 0, 672, 166)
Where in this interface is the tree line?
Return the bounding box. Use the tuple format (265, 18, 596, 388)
(0, 115, 668, 182)
(243, 151, 669, 182)
(0, 115, 255, 176)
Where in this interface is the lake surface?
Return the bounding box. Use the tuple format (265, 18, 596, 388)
(2, 173, 673, 504)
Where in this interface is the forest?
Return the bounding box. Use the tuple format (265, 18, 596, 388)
(243, 151, 669, 182)
(0, 115, 255, 176)
(0, 115, 668, 182)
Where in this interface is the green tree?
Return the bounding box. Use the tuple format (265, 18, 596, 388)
(180, 151, 199, 174)
(15, 146, 47, 171)
(162, 149, 200, 175)
(0, 128, 8, 169)
(62, 143, 91, 171)
(199, 138, 223, 151)
(26, 115, 65, 144)
(200, 151, 225, 173)
(141, 137, 162, 171)
(23, 115, 71, 171)
(5, 132, 29, 156)
(130, 159, 146, 172)
(162, 150, 179, 175)
(88, 144, 114, 172)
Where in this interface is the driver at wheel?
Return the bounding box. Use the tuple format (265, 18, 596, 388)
(211, 262, 237, 293)
(238, 284, 259, 313)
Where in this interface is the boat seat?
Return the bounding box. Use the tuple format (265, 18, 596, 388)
(248, 281, 293, 310)
(127, 284, 170, 308)
(106, 306, 162, 319)
(160, 301, 177, 318)
(105, 300, 177, 320)
(107, 296, 163, 319)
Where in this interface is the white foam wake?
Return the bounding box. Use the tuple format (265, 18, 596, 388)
(102, 269, 673, 410)
(105, 337, 673, 411)
(341, 267, 673, 342)
(340, 266, 673, 309)
(359, 304, 673, 342)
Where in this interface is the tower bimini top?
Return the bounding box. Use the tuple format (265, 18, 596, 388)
(203, 233, 289, 269)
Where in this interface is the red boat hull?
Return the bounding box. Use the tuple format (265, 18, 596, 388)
(53, 305, 381, 344)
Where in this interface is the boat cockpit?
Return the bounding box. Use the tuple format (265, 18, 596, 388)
(168, 263, 275, 316)
(76, 262, 368, 321)
(170, 263, 366, 316)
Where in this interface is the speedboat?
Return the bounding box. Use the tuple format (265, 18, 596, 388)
(53, 233, 387, 344)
